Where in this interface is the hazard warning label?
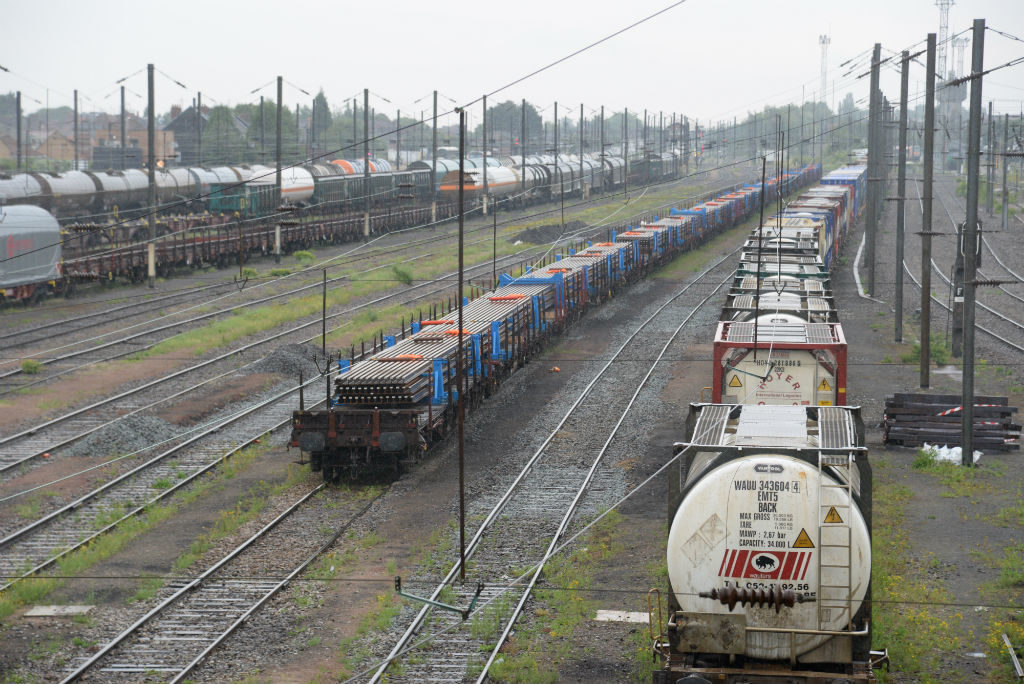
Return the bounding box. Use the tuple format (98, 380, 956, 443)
(824, 506, 844, 524)
(818, 378, 832, 392)
(793, 528, 815, 548)
(729, 375, 742, 388)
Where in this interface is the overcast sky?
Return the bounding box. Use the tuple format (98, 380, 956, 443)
(2, 0, 1022, 129)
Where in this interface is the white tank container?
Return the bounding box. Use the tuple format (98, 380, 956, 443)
(667, 408, 870, 661)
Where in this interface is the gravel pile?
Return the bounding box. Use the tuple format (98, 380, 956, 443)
(65, 414, 181, 459)
(247, 342, 321, 379)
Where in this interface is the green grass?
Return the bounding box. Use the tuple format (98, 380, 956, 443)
(0, 442, 303, 622)
(871, 474, 963, 681)
(169, 455, 310, 576)
(336, 592, 405, 677)
(901, 332, 953, 366)
(476, 510, 626, 682)
(996, 544, 1024, 588)
(391, 265, 413, 286)
(242, 267, 259, 278)
(15, 495, 42, 519)
(995, 493, 1024, 527)
(129, 574, 165, 603)
(357, 530, 385, 549)
(293, 250, 314, 263)
(20, 359, 41, 374)
(912, 447, 991, 498)
(269, 268, 292, 277)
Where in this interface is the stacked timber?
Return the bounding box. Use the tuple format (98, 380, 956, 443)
(883, 393, 1020, 451)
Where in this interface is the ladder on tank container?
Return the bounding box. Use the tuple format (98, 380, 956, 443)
(816, 450, 854, 632)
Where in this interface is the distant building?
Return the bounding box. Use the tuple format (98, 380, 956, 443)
(164, 105, 207, 166)
(33, 131, 78, 164)
(0, 135, 16, 161)
(92, 128, 174, 169)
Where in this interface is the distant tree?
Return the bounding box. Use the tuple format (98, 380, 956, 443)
(312, 90, 331, 145)
(202, 106, 247, 166)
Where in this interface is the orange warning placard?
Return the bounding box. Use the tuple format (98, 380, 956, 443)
(824, 506, 844, 524)
(793, 528, 815, 548)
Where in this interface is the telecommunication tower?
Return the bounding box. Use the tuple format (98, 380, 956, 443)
(936, 0, 954, 80)
(819, 35, 830, 104)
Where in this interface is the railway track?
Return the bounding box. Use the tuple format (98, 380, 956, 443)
(362, 246, 740, 683)
(0, 176, 743, 481)
(0, 238, 474, 392)
(0, 208, 672, 588)
(0, 377, 308, 592)
(902, 177, 1024, 354)
(59, 484, 382, 683)
(1, 169, 730, 389)
(0, 216, 632, 489)
(0, 250, 483, 476)
(0, 279, 235, 351)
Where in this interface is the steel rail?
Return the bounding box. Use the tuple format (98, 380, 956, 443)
(0, 378, 321, 592)
(475, 268, 733, 682)
(905, 179, 1024, 354)
(3, 170, 741, 383)
(0, 185, 687, 475)
(368, 244, 742, 683)
(59, 483, 326, 683)
(0, 242, 573, 479)
(0, 250, 434, 388)
(930, 182, 1024, 336)
(167, 493, 381, 683)
(0, 280, 232, 349)
(0, 221, 642, 588)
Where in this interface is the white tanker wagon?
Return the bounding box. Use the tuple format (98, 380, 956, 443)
(652, 404, 884, 684)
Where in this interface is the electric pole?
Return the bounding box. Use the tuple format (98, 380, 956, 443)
(895, 50, 910, 343)
(73, 89, 78, 170)
(1002, 113, 1009, 230)
(921, 33, 937, 388)
(961, 18, 985, 466)
(521, 98, 526, 192)
(364, 88, 370, 237)
(482, 94, 488, 210)
(147, 63, 155, 289)
(865, 43, 882, 296)
(197, 92, 202, 166)
(987, 101, 994, 216)
(432, 90, 438, 221)
(15, 91, 21, 172)
(276, 76, 283, 208)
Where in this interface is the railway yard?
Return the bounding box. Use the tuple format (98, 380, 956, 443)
(3, 4, 1024, 684)
(0, 156, 1020, 683)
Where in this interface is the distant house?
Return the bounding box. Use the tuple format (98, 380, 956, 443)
(33, 131, 77, 164)
(0, 135, 16, 161)
(164, 105, 207, 166)
(92, 128, 174, 170)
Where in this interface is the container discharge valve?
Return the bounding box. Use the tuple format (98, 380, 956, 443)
(698, 586, 814, 614)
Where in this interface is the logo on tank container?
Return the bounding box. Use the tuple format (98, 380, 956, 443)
(7, 235, 34, 258)
(718, 549, 812, 580)
(753, 464, 784, 474)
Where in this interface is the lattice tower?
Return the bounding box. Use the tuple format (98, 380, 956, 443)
(819, 35, 831, 104)
(936, 0, 954, 80)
